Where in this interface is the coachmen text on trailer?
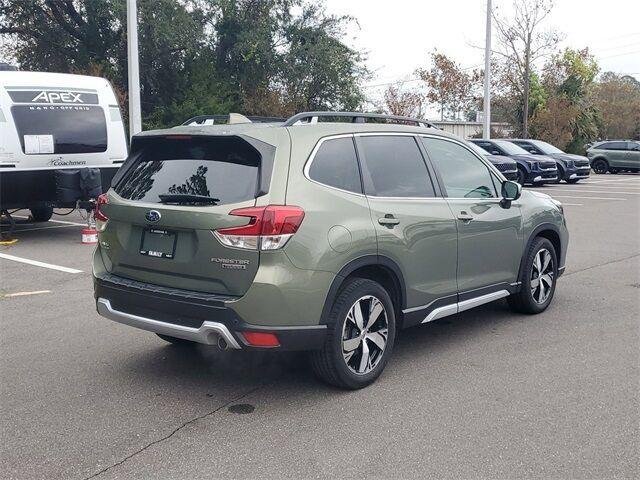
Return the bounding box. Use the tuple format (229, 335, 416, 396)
(0, 71, 127, 221)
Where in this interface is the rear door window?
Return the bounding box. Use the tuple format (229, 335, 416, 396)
(11, 105, 107, 154)
(308, 137, 362, 193)
(115, 136, 260, 206)
(358, 135, 435, 197)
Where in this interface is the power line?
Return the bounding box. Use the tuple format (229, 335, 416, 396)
(597, 49, 640, 60)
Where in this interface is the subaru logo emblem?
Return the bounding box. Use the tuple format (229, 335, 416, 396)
(145, 210, 161, 223)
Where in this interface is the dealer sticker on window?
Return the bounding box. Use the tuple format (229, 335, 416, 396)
(24, 134, 54, 154)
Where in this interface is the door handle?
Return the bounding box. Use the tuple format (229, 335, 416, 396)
(457, 212, 474, 223)
(378, 215, 400, 227)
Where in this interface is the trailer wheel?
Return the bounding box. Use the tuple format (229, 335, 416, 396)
(30, 206, 53, 222)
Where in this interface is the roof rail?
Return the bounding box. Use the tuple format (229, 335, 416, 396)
(182, 114, 286, 126)
(282, 111, 438, 129)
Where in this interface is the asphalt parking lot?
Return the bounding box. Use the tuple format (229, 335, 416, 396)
(1, 175, 638, 479)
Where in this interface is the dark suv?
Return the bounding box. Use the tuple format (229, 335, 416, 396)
(506, 139, 591, 183)
(467, 141, 519, 181)
(469, 139, 558, 185)
(93, 112, 568, 389)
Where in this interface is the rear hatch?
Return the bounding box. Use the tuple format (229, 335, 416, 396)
(99, 134, 278, 296)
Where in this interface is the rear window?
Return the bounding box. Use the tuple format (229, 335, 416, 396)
(115, 136, 260, 206)
(308, 137, 362, 193)
(11, 105, 107, 154)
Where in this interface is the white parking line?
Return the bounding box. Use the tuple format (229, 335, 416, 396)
(548, 195, 627, 201)
(0, 253, 83, 274)
(2, 290, 51, 298)
(543, 188, 640, 195)
(12, 225, 78, 233)
(12, 215, 86, 226)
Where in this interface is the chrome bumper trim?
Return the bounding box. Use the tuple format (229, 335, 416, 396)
(533, 175, 558, 182)
(569, 173, 590, 179)
(96, 298, 241, 348)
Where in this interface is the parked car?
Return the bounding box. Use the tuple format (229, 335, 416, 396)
(93, 111, 568, 389)
(586, 140, 640, 174)
(466, 141, 519, 181)
(469, 139, 558, 185)
(505, 139, 591, 183)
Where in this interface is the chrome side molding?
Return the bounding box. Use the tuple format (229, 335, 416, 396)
(420, 290, 510, 324)
(96, 298, 241, 349)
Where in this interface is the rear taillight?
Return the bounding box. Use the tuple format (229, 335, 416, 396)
(214, 205, 305, 251)
(95, 193, 109, 222)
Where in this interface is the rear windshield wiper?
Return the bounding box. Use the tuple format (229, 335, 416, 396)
(158, 194, 220, 205)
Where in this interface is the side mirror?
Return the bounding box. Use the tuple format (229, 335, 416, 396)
(501, 180, 521, 202)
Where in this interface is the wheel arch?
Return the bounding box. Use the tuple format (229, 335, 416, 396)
(320, 255, 407, 328)
(517, 223, 562, 283)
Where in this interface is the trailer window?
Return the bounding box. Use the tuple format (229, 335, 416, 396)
(11, 105, 107, 154)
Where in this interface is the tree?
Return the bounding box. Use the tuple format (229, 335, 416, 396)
(382, 82, 424, 117)
(529, 96, 576, 150)
(0, 0, 368, 127)
(539, 48, 599, 152)
(591, 72, 640, 140)
(493, 0, 560, 136)
(417, 51, 480, 120)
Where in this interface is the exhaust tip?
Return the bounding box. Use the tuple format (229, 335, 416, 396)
(217, 336, 229, 351)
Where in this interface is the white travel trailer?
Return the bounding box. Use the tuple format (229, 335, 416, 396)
(0, 71, 127, 221)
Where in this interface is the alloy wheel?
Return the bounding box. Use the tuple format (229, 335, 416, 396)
(530, 248, 554, 304)
(341, 295, 389, 375)
(592, 160, 608, 174)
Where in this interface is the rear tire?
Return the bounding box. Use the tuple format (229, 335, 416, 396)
(29, 206, 53, 222)
(591, 159, 608, 174)
(508, 237, 558, 314)
(156, 333, 196, 346)
(310, 278, 396, 389)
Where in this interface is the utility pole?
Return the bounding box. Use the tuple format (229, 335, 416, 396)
(126, 0, 142, 138)
(483, 0, 492, 139)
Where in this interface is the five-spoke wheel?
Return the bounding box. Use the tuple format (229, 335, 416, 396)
(341, 295, 389, 375)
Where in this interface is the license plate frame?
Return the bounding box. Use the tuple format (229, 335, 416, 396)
(139, 228, 177, 259)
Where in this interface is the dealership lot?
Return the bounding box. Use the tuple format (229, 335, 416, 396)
(1, 176, 638, 479)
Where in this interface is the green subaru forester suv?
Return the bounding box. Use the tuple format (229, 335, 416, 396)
(93, 112, 568, 389)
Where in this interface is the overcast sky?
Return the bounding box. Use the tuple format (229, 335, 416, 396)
(325, 0, 640, 109)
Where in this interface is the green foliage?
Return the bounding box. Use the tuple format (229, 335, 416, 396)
(0, 0, 368, 129)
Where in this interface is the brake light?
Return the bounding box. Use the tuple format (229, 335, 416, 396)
(213, 205, 305, 251)
(95, 193, 109, 222)
(240, 331, 280, 347)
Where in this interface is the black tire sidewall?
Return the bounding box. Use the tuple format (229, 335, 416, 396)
(326, 279, 396, 389)
(29, 206, 53, 222)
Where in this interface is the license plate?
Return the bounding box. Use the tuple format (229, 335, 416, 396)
(140, 228, 177, 259)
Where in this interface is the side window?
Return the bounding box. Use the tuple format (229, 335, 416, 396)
(422, 137, 497, 199)
(308, 137, 362, 193)
(609, 142, 627, 151)
(514, 141, 539, 154)
(358, 136, 435, 198)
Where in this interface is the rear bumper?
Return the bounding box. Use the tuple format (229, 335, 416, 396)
(93, 271, 327, 351)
